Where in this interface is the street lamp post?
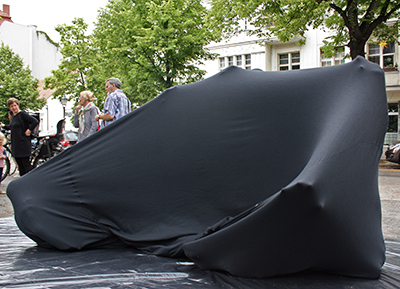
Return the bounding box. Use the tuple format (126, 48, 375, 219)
(61, 95, 68, 119)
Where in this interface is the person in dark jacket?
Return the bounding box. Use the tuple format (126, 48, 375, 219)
(1, 98, 38, 176)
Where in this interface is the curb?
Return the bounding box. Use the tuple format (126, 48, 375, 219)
(380, 160, 400, 169)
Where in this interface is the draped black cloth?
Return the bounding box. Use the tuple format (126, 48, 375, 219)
(8, 56, 387, 279)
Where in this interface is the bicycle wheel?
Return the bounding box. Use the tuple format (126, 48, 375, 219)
(1, 157, 10, 182)
(32, 155, 50, 169)
(9, 157, 18, 175)
(4, 147, 17, 175)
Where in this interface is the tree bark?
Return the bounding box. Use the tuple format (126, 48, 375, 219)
(349, 39, 367, 60)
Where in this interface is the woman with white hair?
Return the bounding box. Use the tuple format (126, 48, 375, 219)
(74, 91, 100, 142)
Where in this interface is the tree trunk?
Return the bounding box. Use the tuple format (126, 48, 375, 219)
(349, 39, 367, 60)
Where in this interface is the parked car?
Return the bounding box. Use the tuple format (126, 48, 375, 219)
(385, 140, 400, 164)
(61, 131, 78, 147)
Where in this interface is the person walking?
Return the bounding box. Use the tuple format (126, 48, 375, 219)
(95, 78, 131, 128)
(1, 98, 38, 176)
(74, 91, 100, 142)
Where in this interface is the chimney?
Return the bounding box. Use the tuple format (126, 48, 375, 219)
(0, 4, 13, 25)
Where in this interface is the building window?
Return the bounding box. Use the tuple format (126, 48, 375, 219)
(279, 52, 300, 70)
(368, 42, 395, 70)
(388, 103, 399, 133)
(219, 54, 251, 70)
(236, 55, 242, 66)
(245, 54, 251, 70)
(321, 48, 345, 67)
(219, 57, 226, 70)
(228, 56, 234, 67)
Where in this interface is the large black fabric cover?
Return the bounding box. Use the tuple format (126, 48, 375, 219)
(8, 56, 387, 279)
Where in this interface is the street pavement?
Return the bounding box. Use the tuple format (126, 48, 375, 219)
(379, 161, 400, 240)
(0, 173, 17, 218)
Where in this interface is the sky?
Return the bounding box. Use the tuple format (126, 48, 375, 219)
(1, 0, 109, 42)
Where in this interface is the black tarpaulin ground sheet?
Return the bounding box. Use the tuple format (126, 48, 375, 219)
(1, 218, 400, 288)
(3, 56, 394, 286)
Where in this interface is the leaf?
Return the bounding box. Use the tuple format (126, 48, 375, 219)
(0, 43, 45, 123)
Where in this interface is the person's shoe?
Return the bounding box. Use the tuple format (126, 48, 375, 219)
(0, 190, 6, 194)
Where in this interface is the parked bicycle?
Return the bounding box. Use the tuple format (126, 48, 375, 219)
(1, 119, 66, 176)
(30, 133, 64, 168)
(30, 119, 66, 168)
(0, 129, 18, 181)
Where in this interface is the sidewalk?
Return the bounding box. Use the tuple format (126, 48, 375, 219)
(0, 174, 18, 218)
(379, 159, 400, 169)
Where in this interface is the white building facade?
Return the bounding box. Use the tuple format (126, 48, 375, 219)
(0, 4, 74, 134)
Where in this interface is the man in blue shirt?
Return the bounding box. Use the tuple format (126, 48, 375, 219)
(95, 78, 132, 128)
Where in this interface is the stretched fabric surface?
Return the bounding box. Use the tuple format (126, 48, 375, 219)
(8, 56, 387, 279)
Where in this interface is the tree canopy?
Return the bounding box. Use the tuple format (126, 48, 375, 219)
(46, 0, 217, 109)
(44, 18, 104, 109)
(92, 0, 217, 105)
(0, 42, 45, 123)
(207, 0, 400, 59)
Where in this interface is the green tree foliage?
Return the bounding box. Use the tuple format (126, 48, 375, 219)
(92, 0, 217, 105)
(0, 42, 45, 123)
(207, 0, 400, 59)
(44, 18, 105, 109)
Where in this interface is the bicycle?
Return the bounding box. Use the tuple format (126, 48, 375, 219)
(1, 151, 11, 182)
(30, 119, 66, 168)
(0, 119, 66, 175)
(1, 129, 18, 182)
(30, 133, 64, 169)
